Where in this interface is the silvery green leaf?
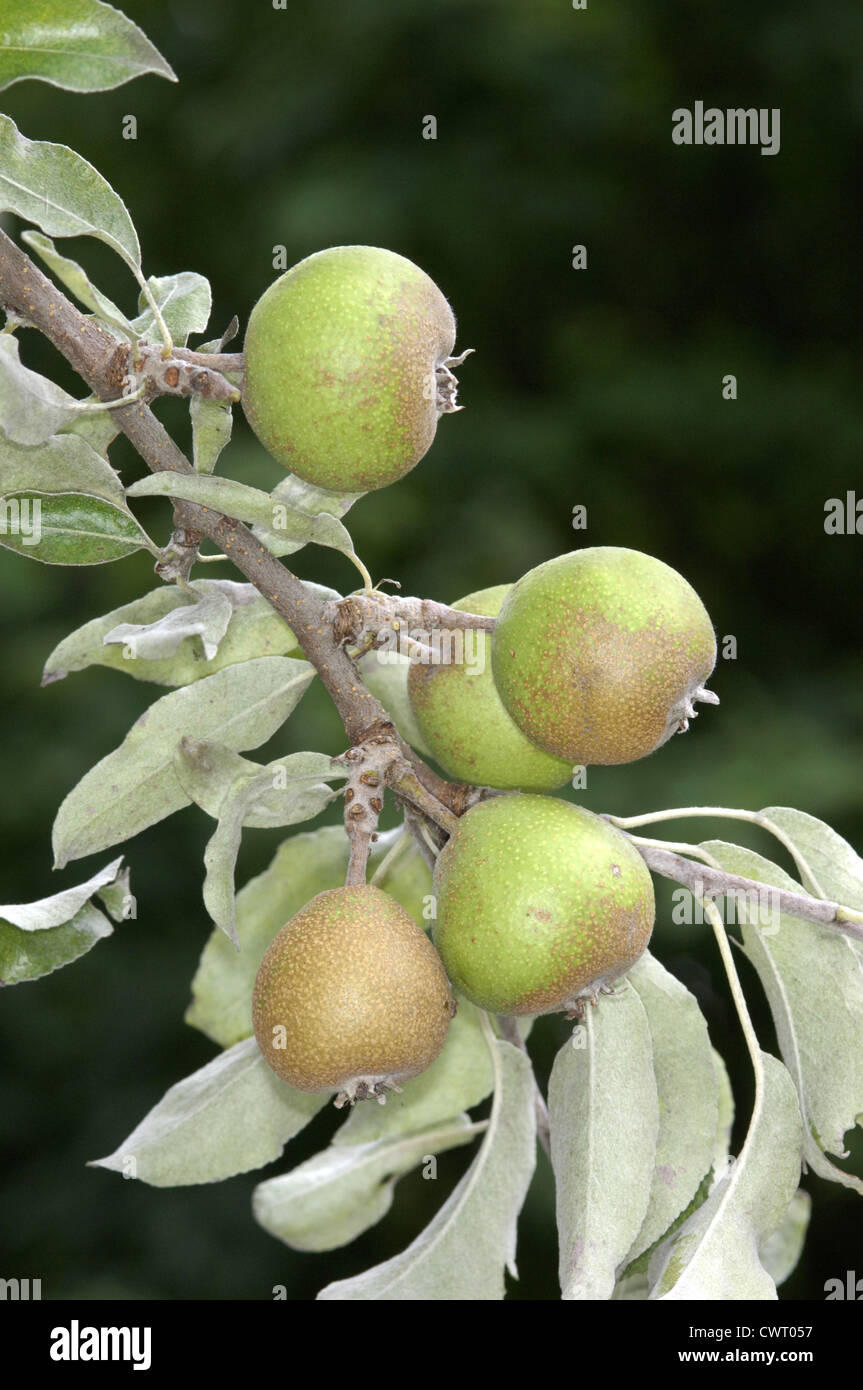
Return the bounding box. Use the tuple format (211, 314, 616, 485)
(759, 1189, 811, 1287)
(0, 334, 84, 443)
(549, 981, 659, 1300)
(0, 856, 124, 985)
(625, 953, 719, 1263)
(0, 902, 112, 985)
(201, 772, 267, 944)
(358, 651, 434, 758)
(253, 1117, 484, 1253)
(0, 856, 123, 930)
(703, 838, 863, 1195)
(252, 472, 363, 558)
(90, 1038, 325, 1187)
(615, 1043, 736, 1296)
(318, 1038, 536, 1300)
(175, 740, 342, 825)
(21, 230, 135, 337)
(185, 827, 431, 1048)
(42, 579, 334, 687)
(761, 805, 863, 908)
(649, 1052, 802, 1299)
(201, 763, 339, 944)
(0, 490, 151, 564)
(0, 431, 124, 503)
(104, 587, 234, 662)
(0, 0, 177, 93)
(52, 656, 315, 867)
(126, 472, 357, 561)
(97, 864, 134, 922)
(191, 392, 232, 474)
(0, 114, 141, 271)
(131, 271, 212, 346)
(711, 1047, 735, 1189)
(612, 1271, 651, 1300)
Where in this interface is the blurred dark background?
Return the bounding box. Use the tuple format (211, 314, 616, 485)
(1, 0, 861, 1300)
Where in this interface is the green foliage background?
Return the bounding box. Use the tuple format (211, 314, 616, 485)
(1, 0, 861, 1299)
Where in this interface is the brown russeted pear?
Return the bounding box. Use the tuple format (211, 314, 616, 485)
(492, 547, 718, 765)
(252, 884, 453, 1105)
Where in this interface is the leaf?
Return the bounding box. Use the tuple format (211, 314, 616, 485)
(711, 1046, 735, 1188)
(191, 392, 232, 475)
(703, 838, 863, 1195)
(52, 655, 315, 867)
(624, 953, 719, 1263)
(0, 491, 151, 564)
(318, 1037, 536, 1300)
(0, 856, 124, 985)
(175, 741, 342, 825)
(0, 430, 125, 503)
(615, 1042, 737, 1296)
(97, 864, 134, 922)
(21, 230, 135, 337)
(0, 113, 141, 272)
(761, 805, 863, 909)
(649, 1052, 802, 1299)
(0, 334, 85, 444)
(201, 762, 339, 944)
(185, 826, 432, 1048)
(548, 981, 659, 1300)
(131, 271, 212, 346)
(103, 588, 234, 662)
(0, 856, 123, 930)
(253, 1117, 484, 1253)
(90, 1038, 325, 1187)
(126, 472, 358, 561)
(758, 1189, 811, 1288)
(0, 0, 176, 93)
(252, 472, 363, 558)
(358, 651, 434, 759)
(0, 903, 112, 986)
(43, 579, 336, 688)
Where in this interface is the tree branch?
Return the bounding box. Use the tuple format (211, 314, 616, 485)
(326, 593, 495, 649)
(0, 227, 461, 813)
(636, 842, 863, 944)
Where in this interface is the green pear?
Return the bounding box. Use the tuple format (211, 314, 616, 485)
(253, 885, 453, 1105)
(406, 585, 573, 790)
(492, 547, 717, 766)
(243, 246, 461, 493)
(433, 795, 655, 1016)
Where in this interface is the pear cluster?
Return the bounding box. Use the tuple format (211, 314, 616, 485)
(245, 250, 719, 1100)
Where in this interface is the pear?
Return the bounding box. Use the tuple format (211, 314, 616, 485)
(243, 246, 461, 493)
(492, 547, 718, 765)
(407, 584, 572, 790)
(433, 795, 655, 1017)
(253, 884, 453, 1105)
